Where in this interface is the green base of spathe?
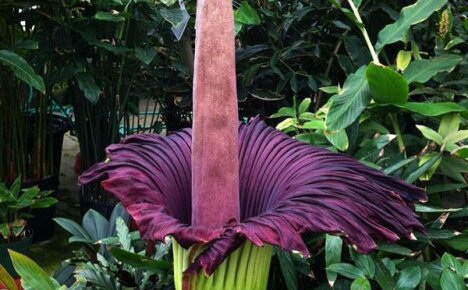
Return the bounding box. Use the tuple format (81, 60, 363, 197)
(173, 239, 273, 290)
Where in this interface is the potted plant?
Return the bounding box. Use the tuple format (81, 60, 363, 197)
(0, 177, 57, 277)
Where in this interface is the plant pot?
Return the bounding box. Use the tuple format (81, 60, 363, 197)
(0, 229, 33, 278)
(79, 183, 117, 219)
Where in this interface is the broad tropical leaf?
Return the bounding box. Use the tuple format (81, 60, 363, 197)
(326, 66, 370, 131)
(0, 50, 45, 93)
(404, 54, 463, 84)
(376, 0, 448, 51)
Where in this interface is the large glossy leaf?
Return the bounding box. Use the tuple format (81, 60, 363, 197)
(0, 50, 45, 93)
(404, 55, 463, 84)
(9, 250, 55, 290)
(75, 73, 101, 104)
(376, 0, 448, 51)
(366, 63, 408, 104)
(326, 66, 370, 130)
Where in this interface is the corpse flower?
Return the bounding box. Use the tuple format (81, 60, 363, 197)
(79, 0, 426, 289)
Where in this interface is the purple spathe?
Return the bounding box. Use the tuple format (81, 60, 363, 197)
(79, 117, 426, 275)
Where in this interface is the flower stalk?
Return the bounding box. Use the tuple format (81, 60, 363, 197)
(173, 240, 272, 290)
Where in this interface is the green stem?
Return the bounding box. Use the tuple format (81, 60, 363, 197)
(389, 113, 406, 156)
(173, 240, 273, 290)
(346, 0, 380, 64)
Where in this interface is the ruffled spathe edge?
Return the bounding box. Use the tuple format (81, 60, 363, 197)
(79, 117, 426, 275)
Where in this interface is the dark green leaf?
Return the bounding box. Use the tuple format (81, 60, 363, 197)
(327, 263, 366, 279)
(377, 243, 412, 256)
(396, 266, 421, 289)
(355, 255, 375, 278)
(276, 248, 298, 290)
(405, 155, 442, 184)
(366, 62, 408, 104)
(395, 102, 466, 116)
(403, 55, 463, 84)
(94, 11, 125, 22)
(442, 233, 468, 251)
(110, 248, 171, 271)
(135, 47, 157, 65)
(327, 66, 370, 131)
(373, 257, 396, 290)
(376, 0, 448, 51)
(427, 183, 467, 194)
(325, 235, 342, 286)
(440, 269, 464, 290)
(0, 50, 45, 93)
(383, 157, 416, 175)
(75, 73, 101, 104)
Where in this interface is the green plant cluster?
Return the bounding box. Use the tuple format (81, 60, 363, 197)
(0, 177, 57, 243)
(266, 0, 468, 289)
(0, 204, 173, 290)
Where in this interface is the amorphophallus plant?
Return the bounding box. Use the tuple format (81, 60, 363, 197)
(79, 0, 427, 289)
